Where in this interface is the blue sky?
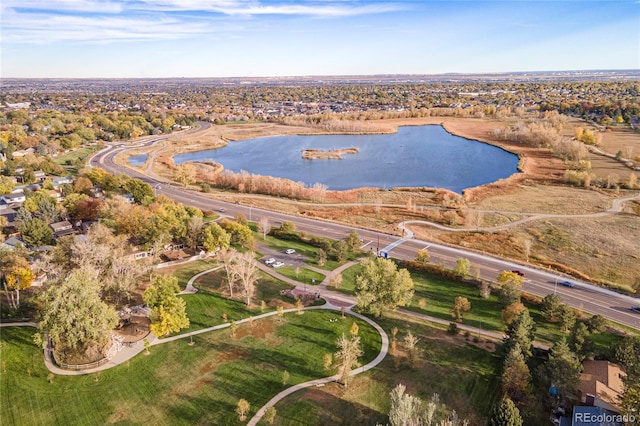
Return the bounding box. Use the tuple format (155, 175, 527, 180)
(1, 0, 638, 78)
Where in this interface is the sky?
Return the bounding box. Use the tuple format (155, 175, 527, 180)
(1, 0, 639, 78)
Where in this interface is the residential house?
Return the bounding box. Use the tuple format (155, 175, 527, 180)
(0, 193, 26, 205)
(51, 176, 74, 189)
(49, 220, 76, 238)
(579, 360, 626, 414)
(33, 170, 46, 182)
(0, 236, 24, 251)
(0, 205, 18, 227)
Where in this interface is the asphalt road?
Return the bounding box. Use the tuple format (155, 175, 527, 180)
(89, 127, 640, 331)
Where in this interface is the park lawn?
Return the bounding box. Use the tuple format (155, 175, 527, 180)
(276, 266, 325, 285)
(269, 312, 504, 426)
(53, 146, 97, 165)
(0, 310, 382, 426)
(337, 264, 624, 350)
(178, 269, 297, 334)
(158, 258, 219, 290)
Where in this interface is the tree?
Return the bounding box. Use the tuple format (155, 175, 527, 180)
(257, 216, 270, 240)
(123, 178, 154, 204)
(501, 344, 531, 401)
(454, 258, 471, 277)
(569, 322, 594, 360)
(20, 218, 53, 247)
(558, 304, 576, 332)
(489, 397, 523, 426)
(414, 248, 430, 264)
(263, 406, 277, 425)
(143, 275, 189, 337)
(346, 230, 361, 251)
(173, 163, 196, 186)
(334, 333, 362, 387)
(201, 222, 230, 253)
(541, 293, 563, 322)
(186, 215, 204, 251)
(315, 248, 327, 266)
(0, 253, 34, 310)
(389, 383, 422, 426)
(496, 271, 525, 287)
(502, 302, 526, 325)
(34, 267, 118, 354)
(355, 257, 414, 317)
(541, 338, 582, 401)
(450, 296, 471, 322)
(584, 314, 606, 333)
(220, 218, 253, 248)
(219, 249, 239, 298)
(403, 331, 420, 369)
(499, 283, 522, 306)
(235, 399, 250, 421)
(235, 251, 259, 306)
(503, 309, 535, 359)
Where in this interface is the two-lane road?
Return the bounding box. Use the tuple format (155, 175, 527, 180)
(89, 129, 640, 331)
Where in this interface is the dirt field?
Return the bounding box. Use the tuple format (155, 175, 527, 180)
(129, 117, 640, 289)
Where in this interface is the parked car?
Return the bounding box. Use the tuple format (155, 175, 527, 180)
(511, 270, 525, 277)
(631, 306, 640, 313)
(284, 249, 296, 254)
(560, 280, 575, 288)
(264, 258, 275, 265)
(272, 261, 285, 268)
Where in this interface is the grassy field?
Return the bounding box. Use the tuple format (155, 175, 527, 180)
(53, 146, 98, 165)
(334, 263, 626, 350)
(276, 266, 325, 285)
(258, 234, 344, 271)
(0, 310, 382, 426)
(269, 313, 506, 426)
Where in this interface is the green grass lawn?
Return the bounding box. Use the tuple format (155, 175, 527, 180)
(257, 235, 346, 271)
(1, 310, 382, 426)
(276, 266, 325, 285)
(179, 271, 297, 334)
(336, 263, 625, 350)
(159, 259, 219, 290)
(53, 146, 97, 165)
(270, 313, 505, 426)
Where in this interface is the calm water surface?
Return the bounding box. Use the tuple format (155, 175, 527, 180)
(171, 125, 519, 193)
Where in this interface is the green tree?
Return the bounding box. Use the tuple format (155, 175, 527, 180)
(355, 257, 414, 317)
(34, 267, 118, 354)
(143, 275, 189, 336)
(220, 218, 253, 248)
(20, 218, 53, 247)
(201, 222, 231, 252)
(569, 322, 594, 360)
(501, 344, 531, 401)
(454, 258, 471, 277)
(541, 293, 563, 322)
(346, 230, 361, 251)
(489, 397, 523, 426)
(558, 304, 576, 332)
(541, 338, 582, 401)
(123, 178, 154, 204)
(503, 309, 535, 359)
(585, 315, 606, 333)
(499, 283, 522, 306)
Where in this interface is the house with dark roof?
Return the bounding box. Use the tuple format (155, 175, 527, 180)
(1, 236, 24, 251)
(49, 220, 76, 238)
(0, 192, 26, 205)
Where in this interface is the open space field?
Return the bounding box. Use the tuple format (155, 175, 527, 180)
(0, 310, 382, 426)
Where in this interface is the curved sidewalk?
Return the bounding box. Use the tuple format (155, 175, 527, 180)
(247, 307, 389, 426)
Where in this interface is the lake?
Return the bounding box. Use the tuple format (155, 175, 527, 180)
(170, 125, 519, 193)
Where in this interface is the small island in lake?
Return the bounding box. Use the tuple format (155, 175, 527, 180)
(302, 147, 359, 160)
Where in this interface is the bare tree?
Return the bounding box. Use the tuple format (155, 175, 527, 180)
(257, 216, 270, 240)
(186, 215, 204, 251)
(219, 249, 239, 298)
(234, 251, 259, 306)
(334, 333, 362, 387)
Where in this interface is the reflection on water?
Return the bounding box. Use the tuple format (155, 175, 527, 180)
(172, 125, 519, 193)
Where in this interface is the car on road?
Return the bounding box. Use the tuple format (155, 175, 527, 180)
(631, 306, 640, 313)
(218, 208, 225, 213)
(284, 249, 295, 254)
(560, 280, 575, 288)
(511, 270, 525, 277)
(272, 261, 285, 268)
(264, 258, 276, 265)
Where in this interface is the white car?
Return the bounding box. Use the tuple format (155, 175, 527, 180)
(272, 261, 285, 268)
(284, 249, 296, 254)
(264, 258, 276, 265)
